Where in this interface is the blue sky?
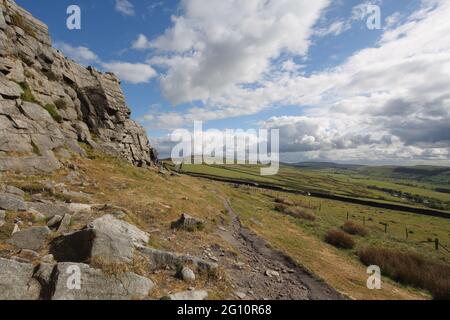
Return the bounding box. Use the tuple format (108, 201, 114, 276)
(15, 0, 450, 164)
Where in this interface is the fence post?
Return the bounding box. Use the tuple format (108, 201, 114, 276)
(435, 238, 439, 251)
(405, 227, 408, 239)
(363, 216, 366, 225)
(347, 212, 349, 221)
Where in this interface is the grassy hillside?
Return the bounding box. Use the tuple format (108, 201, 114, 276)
(290, 162, 450, 188)
(171, 162, 450, 212)
(3, 153, 448, 299)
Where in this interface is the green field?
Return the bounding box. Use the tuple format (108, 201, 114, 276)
(168, 162, 450, 213)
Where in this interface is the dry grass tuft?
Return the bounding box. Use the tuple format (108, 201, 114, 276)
(341, 221, 368, 236)
(325, 229, 355, 249)
(89, 257, 130, 277)
(274, 197, 295, 206)
(359, 247, 450, 300)
(275, 203, 316, 221)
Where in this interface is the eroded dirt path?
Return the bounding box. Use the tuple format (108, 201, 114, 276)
(213, 199, 345, 300)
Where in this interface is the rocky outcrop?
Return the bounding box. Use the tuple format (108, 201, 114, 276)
(0, 0, 156, 174)
(9, 226, 51, 250)
(51, 263, 154, 300)
(0, 258, 155, 300)
(0, 258, 41, 300)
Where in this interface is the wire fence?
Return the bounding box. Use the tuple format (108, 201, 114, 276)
(343, 212, 450, 256)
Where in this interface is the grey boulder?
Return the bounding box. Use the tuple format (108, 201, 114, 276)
(171, 213, 205, 232)
(89, 214, 149, 245)
(137, 246, 218, 272)
(50, 228, 134, 264)
(52, 263, 154, 300)
(180, 266, 196, 283)
(0, 258, 41, 300)
(0, 194, 27, 211)
(9, 226, 51, 250)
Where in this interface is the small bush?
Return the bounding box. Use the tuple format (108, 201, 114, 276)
(285, 207, 316, 221)
(341, 221, 368, 236)
(275, 197, 295, 206)
(275, 203, 316, 221)
(19, 82, 38, 103)
(274, 203, 288, 212)
(43, 104, 63, 123)
(359, 247, 450, 300)
(325, 230, 355, 249)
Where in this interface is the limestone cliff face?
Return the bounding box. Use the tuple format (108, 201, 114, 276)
(0, 0, 156, 174)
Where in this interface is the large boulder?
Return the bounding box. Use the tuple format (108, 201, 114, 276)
(0, 154, 61, 174)
(4, 185, 25, 198)
(50, 228, 134, 264)
(88, 214, 149, 245)
(171, 213, 205, 232)
(0, 193, 27, 211)
(52, 263, 154, 300)
(26, 201, 71, 219)
(9, 226, 51, 250)
(0, 258, 41, 300)
(0, 78, 21, 99)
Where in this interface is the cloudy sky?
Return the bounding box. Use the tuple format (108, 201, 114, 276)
(17, 0, 450, 165)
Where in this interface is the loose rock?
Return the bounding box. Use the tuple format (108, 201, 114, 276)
(9, 226, 51, 251)
(180, 266, 196, 283)
(0, 194, 27, 211)
(52, 263, 154, 300)
(171, 213, 205, 232)
(47, 215, 63, 228)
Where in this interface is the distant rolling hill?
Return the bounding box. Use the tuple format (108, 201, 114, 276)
(285, 162, 450, 187)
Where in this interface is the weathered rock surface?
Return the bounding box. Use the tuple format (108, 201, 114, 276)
(47, 215, 62, 228)
(0, 259, 154, 300)
(0, 0, 156, 174)
(88, 214, 149, 245)
(52, 263, 154, 300)
(0, 209, 5, 226)
(5, 185, 25, 198)
(56, 213, 71, 233)
(0, 193, 26, 211)
(50, 228, 134, 264)
(137, 246, 218, 272)
(0, 258, 41, 300)
(180, 266, 196, 283)
(171, 213, 205, 231)
(9, 226, 51, 250)
(26, 201, 71, 218)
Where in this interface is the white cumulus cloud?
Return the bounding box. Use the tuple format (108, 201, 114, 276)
(101, 62, 157, 84)
(54, 42, 99, 66)
(115, 0, 135, 16)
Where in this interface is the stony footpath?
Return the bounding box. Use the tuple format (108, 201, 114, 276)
(0, 183, 217, 300)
